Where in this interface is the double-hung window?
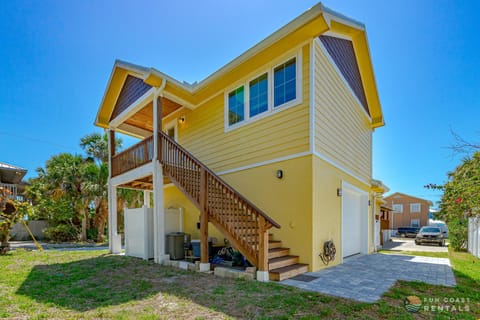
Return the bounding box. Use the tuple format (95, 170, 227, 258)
(273, 58, 296, 107)
(226, 54, 300, 129)
(228, 86, 245, 126)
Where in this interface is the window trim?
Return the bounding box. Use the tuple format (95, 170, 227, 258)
(392, 204, 403, 213)
(410, 203, 421, 213)
(224, 51, 302, 132)
(411, 219, 420, 227)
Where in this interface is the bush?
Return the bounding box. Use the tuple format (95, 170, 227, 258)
(44, 225, 78, 242)
(447, 217, 468, 251)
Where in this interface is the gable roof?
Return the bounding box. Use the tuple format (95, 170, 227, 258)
(319, 35, 369, 115)
(384, 192, 433, 206)
(0, 162, 27, 184)
(95, 3, 384, 129)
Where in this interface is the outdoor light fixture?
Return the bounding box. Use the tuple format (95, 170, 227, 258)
(337, 188, 342, 197)
(178, 115, 186, 124)
(276, 169, 283, 179)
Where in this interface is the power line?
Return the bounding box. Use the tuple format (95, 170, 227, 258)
(0, 131, 79, 152)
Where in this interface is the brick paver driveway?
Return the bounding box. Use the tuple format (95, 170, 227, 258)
(281, 253, 456, 302)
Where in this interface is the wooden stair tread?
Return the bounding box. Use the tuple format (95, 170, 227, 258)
(268, 247, 290, 259)
(268, 255, 299, 270)
(268, 240, 282, 248)
(269, 255, 299, 263)
(269, 263, 309, 281)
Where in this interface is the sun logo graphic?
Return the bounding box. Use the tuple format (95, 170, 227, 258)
(405, 296, 422, 313)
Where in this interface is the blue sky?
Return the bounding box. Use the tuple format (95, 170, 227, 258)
(1, 0, 479, 206)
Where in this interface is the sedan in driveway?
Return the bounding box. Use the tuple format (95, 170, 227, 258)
(415, 226, 445, 246)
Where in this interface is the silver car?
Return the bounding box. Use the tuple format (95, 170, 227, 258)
(415, 226, 445, 246)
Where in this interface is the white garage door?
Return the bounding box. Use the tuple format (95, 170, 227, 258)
(342, 182, 368, 258)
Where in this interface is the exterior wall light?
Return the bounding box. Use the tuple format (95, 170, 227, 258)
(178, 115, 186, 124)
(276, 169, 283, 179)
(337, 188, 342, 197)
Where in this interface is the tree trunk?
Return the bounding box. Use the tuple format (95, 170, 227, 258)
(95, 200, 108, 243)
(80, 208, 87, 242)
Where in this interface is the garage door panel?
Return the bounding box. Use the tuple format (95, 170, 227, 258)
(342, 183, 367, 258)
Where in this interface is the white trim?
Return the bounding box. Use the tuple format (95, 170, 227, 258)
(309, 39, 316, 154)
(110, 162, 153, 187)
(341, 180, 369, 260)
(224, 51, 303, 132)
(322, 30, 353, 41)
(117, 123, 152, 139)
(313, 151, 370, 187)
(164, 119, 178, 142)
(163, 91, 194, 110)
(216, 151, 311, 176)
(110, 88, 155, 129)
(315, 38, 372, 124)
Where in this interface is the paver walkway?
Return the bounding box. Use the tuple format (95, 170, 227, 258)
(281, 253, 456, 302)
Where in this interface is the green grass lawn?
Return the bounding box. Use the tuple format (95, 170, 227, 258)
(0, 249, 478, 319)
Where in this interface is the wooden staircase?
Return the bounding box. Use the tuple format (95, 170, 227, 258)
(268, 234, 308, 281)
(111, 131, 309, 280)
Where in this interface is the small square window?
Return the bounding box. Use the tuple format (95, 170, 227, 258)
(228, 86, 244, 125)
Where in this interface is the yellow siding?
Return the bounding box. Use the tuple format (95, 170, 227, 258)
(311, 155, 373, 271)
(164, 185, 225, 243)
(313, 40, 372, 183)
(163, 44, 310, 173)
(221, 155, 313, 269)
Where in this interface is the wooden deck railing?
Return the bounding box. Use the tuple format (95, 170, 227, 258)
(111, 135, 154, 177)
(159, 132, 280, 270)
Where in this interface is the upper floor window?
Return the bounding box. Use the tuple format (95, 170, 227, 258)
(410, 203, 421, 213)
(225, 54, 301, 130)
(249, 73, 268, 117)
(392, 204, 403, 213)
(274, 58, 296, 107)
(228, 86, 245, 126)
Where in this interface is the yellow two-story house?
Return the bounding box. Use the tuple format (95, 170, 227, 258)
(95, 3, 385, 281)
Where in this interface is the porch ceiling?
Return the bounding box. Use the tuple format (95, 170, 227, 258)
(118, 175, 171, 191)
(123, 97, 182, 133)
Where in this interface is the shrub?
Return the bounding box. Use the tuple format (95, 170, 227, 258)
(44, 225, 78, 242)
(447, 217, 468, 251)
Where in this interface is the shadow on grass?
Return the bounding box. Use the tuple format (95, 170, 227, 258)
(14, 253, 336, 318)
(16, 255, 187, 312)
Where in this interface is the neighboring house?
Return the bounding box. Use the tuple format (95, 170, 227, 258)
(0, 162, 27, 201)
(372, 180, 391, 247)
(384, 192, 433, 230)
(95, 3, 385, 281)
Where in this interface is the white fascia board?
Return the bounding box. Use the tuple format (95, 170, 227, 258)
(321, 5, 365, 31)
(191, 3, 324, 93)
(110, 162, 153, 187)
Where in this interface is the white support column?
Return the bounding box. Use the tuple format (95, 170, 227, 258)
(152, 88, 167, 263)
(107, 128, 121, 254)
(108, 183, 121, 253)
(144, 190, 151, 208)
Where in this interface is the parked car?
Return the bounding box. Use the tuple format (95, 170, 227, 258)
(397, 227, 420, 238)
(429, 222, 448, 238)
(415, 226, 445, 246)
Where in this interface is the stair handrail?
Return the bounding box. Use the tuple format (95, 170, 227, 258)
(158, 131, 280, 229)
